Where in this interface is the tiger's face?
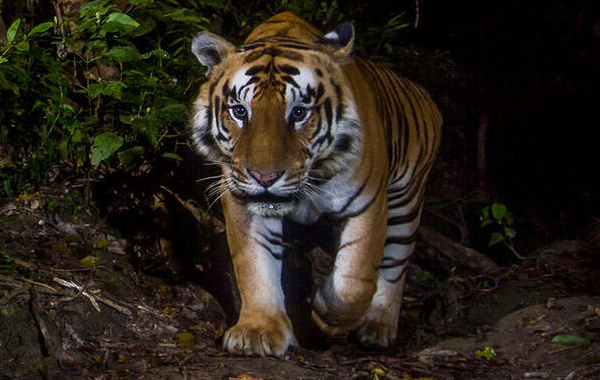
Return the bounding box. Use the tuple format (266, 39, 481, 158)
(191, 28, 361, 217)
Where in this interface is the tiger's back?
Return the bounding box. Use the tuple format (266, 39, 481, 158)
(190, 12, 441, 356)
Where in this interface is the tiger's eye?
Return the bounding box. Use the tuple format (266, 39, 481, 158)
(291, 106, 307, 121)
(231, 105, 247, 120)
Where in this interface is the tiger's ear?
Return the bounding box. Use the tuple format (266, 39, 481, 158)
(316, 22, 355, 60)
(192, 32, 235, 70)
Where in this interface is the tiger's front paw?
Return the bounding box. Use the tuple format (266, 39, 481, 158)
(357, 320, 396, 348)
(356, 300, 400, 348)
(311, 288, 367, 336)
(222, 312, 296, 357)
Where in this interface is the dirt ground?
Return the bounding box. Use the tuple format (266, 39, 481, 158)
(1, 187, 600, 380)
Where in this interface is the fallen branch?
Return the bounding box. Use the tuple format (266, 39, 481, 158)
(52, 276, 131, 315)
(54, 276, 101, 312)
(418, 226, 499, 274)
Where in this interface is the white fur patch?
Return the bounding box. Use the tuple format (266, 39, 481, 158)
(323, 31, 339, 41)
(285, 66, 316, 105)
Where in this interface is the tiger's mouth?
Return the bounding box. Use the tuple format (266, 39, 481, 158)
(232, 190, 296, 217)
(234, 191, 294, 204)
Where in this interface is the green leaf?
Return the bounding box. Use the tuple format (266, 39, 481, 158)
(158, 103, 188, 122)
(475, 346, 497, 359)
(491, 203, 507, 220)
(488, 232, 504, 247)
(165, 8, 201, 23)
(80, 255, 99, 267)
(90, 132, 124, 165)
(102, 12, 139, 35)
(162, 152, 183, 161)
(199, 0, 224, 9)
(104, 46, 141, 62)
(119, 115, 135, 124)
(551, 334, 591, 346)
(118, 146, 145, 167)
(505, 212, 515, 226)
(80, 0, 113, 18)
(7, 19, 21, 43)
(28, 21, 54, 37)
(15, 40, 30, 52)
(129, 18, 156, 37)
(481, 206, 490, 220)
(131, 115, 161, 146)
(174, 332, 195, 348)
(141, 48, 168, 59)
(128, 0, 154, 5)
(0, 58, 8, 65)
(504, 227, 517, 239)
(480, 219, 493, 227)
(88, 81, 127, 100)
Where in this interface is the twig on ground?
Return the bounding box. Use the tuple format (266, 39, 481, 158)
(54, 276, 101, 312)
(21, 278, 59, 293)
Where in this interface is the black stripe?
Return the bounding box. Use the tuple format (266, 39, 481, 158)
(336, 172, 371, 215)
(254, 239, 282, 260)
(337, 238, 359, 252)
(387, 206, 420, 225)
(342, 176, 386, 219)
(385, 232, 418, 246)
(331, 80, 343, 122)
(278, 43, 310, 50)
(310, 118, 323, 140)
(278, 64, 300, 75)
(240, 42, 266, 51)
(199, 132, 216, 148)
(333, 133, 353, 153)
(324, 98, 333, 126)
(315, 83, 325, 102)
(245, 65, 266, 75)
(208, 72, 224, 95)
(379, 256, 409, 269)
(221, 80, 229, 97)
(281, 75, 300, 88)
(257, 231, 283, 246)
(385, 266, 408, 283)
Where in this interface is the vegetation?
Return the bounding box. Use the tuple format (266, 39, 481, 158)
(0, 0, 218, 197)
(480, 202, 522, 259)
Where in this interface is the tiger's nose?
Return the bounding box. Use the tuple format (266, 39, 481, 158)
(248, 169, 285, 188)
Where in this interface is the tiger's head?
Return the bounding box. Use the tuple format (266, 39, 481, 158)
(191, 16, 362, 217)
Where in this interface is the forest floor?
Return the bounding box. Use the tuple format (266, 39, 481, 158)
(1, 184, 600, 380)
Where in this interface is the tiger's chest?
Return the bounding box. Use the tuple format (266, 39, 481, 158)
(289, 171, 379, 225)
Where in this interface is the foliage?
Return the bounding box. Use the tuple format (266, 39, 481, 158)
(475, 346, 497, 359)
(352, 12, 411, 63)
(480, 203, 522, 259)
(0, 248, 14, 274)
(0, 0, 216, 196)
(551, 334, 591, 346)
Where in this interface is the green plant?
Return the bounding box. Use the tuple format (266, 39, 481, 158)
(480, 203, 522, 259)
(0, 248, 15, 274)
(0, 0, 220, 197)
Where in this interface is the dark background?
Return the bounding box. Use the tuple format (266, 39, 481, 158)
(351, 0, 600, 240)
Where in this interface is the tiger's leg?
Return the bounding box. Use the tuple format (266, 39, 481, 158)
(311, 192, 388, 334)
(357, 183, 423, 348)
(221, 194, 296, 357)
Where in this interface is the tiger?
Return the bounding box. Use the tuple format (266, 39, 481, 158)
(190, 12, 442, 357)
